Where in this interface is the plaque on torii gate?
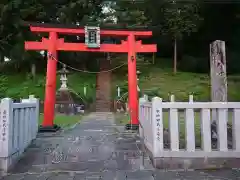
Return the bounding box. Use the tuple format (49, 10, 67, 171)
(84, 26, 100, 48)
(24, 22, 157, 132)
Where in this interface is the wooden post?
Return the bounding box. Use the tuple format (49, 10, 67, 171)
(210, 40, 227, 121)
(117, 86, 121, 97)
(0, 98, 13, 157)
(42, 32, 59, 131)
(127, 33, 139, 128)
(152, 53, 155, 64)
(84, 86, 87, 96)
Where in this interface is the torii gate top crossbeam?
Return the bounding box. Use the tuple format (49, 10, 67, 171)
(27, 23, 153, 37)
(25, 23, 157, 53)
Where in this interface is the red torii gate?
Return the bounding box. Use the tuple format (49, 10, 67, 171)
(24, 23, 157, 131)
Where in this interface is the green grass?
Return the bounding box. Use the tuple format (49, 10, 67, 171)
(2, 57, 240, 103)
(112, 59, 240, 101)
(39, 114, 82, 129)
(1, 72, 96, 101)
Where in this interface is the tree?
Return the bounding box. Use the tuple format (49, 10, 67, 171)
(113, 0, 149, 27)
(0, 0, 104, 74)
(162, 0, 202, 74)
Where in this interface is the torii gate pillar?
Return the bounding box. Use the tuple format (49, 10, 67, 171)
(127, 34, 139, 129)
(42, 32, 59, 130)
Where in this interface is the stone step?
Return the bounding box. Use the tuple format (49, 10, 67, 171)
(96, 104, 111, 107)
(96, 95, 110, 98)
(95, 103, 111, 105)
(96, 86, 111, 89)
(96, 86, 111, 88)
(96, 104, 110, 108)
(96, 88, 110, 90)
(96, 98, 111, 100)
(95, 104, 111, 106)
(96, 93, 111, 95)
(96, 107, 110, 112)
(96, 106, 110, 108)
(96, 107, 110, 109)
(96, 90, 111, 93)
(96, 103, 110, 105)
(96, 107, 110, 110)
(96, 105, 110, 107)
(95, 101, 111, 103)
(96, 91, 110, 94)
(96, 60, 111, 113)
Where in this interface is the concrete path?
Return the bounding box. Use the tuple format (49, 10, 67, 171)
(1, 112, 240, 180)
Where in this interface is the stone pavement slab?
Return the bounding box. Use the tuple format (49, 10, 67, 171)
(1, 112, 240, 179)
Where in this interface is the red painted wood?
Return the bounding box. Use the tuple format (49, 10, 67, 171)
(30, 26, 153, 36)
(25, 41, 47, 50)
(43, 32, 58, 127)
(127, 34, 139, 125)
(25, 25, 157, 128)
(25, 41, 157, 53)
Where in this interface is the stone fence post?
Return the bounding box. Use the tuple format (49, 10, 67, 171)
(0, 98, 13, 158)
(151, 97, 163, 157)
(139, 95, 148, 138)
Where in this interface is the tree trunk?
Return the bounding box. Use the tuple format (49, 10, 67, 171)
(107, 52, 111, 64)
(152, 53, 155, 64)
(31, 63, 36, 78)
(0, 54, 4, 63)
(173, 38, 177, 74)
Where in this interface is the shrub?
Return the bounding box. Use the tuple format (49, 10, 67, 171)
(179, 55, 209, 73)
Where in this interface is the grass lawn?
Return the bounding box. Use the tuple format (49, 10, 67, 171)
(39, 114, 82, 129)
(112, 60, 240, 101)
(2, 58, 240, 103)
(2, 72, 96, 101)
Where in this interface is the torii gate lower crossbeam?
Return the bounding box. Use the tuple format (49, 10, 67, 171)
(25, 23, 157, 131)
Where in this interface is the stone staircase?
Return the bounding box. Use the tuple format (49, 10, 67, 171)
(95, 58, 112, 112)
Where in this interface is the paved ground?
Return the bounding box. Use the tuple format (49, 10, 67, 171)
(1, 112, 240, 180)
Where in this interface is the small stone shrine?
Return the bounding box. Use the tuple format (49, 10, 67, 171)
(55, 65, 84, 115)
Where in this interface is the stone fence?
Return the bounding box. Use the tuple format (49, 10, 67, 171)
(0, 95, 39, 173)
(139, 95, 240, 169)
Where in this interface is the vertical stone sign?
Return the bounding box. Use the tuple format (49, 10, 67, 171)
(0, 98, 12, 157)
(0, 109, 7, 144)
(156, 109, 161, 141)
(210, 40, 227, 121)
(210, 40, 227, 102)
(152, 97, 163, 156)
(1, 110, 7, 142)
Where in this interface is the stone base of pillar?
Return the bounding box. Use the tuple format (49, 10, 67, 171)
(38, 124, 61, 133)
(125, 124, 139, 131)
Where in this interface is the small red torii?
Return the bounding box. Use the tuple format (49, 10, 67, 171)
(24, 23, 157, 131)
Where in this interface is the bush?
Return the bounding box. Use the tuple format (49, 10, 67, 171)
(179, 55, 209, 73)
(0, 75, 8, 98)
(227, 51, 240, 74)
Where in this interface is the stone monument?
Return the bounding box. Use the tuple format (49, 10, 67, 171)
(210, 40, 232, 149)
(55, 65, 84, 115)
(210, 40, 227, 120)
(210, 40, 227, 103)
(59, 64, 68, 90)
